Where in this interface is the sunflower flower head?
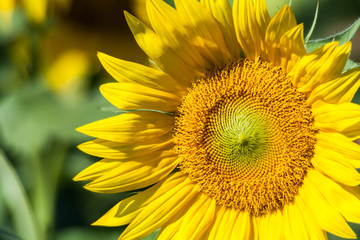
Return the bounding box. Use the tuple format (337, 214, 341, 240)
(75, 0, 360, 239)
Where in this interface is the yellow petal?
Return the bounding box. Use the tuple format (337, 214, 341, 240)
(316, 132, 360, 168)
(291, 41, 351, 92)
(77, 133, 173, 159)
(308, 170, 360, 224)
(77, 111, 174, 143)
(279, 24, 306, 73)
(125, 11, 195, 85)
(294, 195, 328, 240)
(100, 82, 181, 112)
(82, 151, 179, 193)
(157, 206, 188, 240)
(97, 52, 187, 94)
(146, 0, 208, 74)
(213, 207, 238, 239)
(265, 5, 297, 66)
(307, 67, 360, 105)
(299, 169, 356, 239)
(207, 206, 226, 240)
(176, 194, 216, 240)
(257, 210, 284, 240)
(254, 0, 270, 55)
(174, 0, 231, 64)
(230, 211, 251, 240)
(283, 202, 309, 240)
(93, 173, 187, 226)
(201, 0, 241, 59)
(312, 145, 360, 186)
(233, 0, 262, 60)
(313, 102, 360, 139)
(119, 179, 199, 240)
(74, 159, 123, 181)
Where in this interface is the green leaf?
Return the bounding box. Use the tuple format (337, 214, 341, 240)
(0, 228, 22, 240)
(163, 0, 175, 8)
(142, 229, 160, 240)
(0, 83, 114, 157)
(0, 149, 40, 240)
(343, 59, 360, 72)
(305, 18, 360, 53)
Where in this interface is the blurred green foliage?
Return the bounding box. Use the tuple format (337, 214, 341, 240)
(0, 0, 359, 240)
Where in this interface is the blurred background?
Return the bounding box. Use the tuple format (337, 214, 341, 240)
(0, 0, 359, 240)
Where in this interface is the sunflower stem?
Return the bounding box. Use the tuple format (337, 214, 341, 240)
(0, 148, 40, 240)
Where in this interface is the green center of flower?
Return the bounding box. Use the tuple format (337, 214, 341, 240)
(174, 58, 317, 215)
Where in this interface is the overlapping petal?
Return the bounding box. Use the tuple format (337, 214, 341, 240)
(201, 0, 241, 59)
(78, 133, 173, 160)
(75, 150, 179, 193)
(233, 0, 262, 60)
(316, 132, 360, 168)
(98, 52, 187, 94)
(125, 12, 196, 85)
(299, 170, 356, 239)
(146, 0, 209, 74)
(290, 41, 351, 92)
(174, 0, 232, 64)
(119, 174, 200, 240)
(312, 145, 360, 186)
(307, 67, 360, 105)
(265, 5, 297, 66)
(93, 173, 188, 227)
(100, 82, 181, 112)
(312, 102, 360, 139)
(76, 111, 174, 143)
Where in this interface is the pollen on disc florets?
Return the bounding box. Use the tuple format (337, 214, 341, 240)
(174, 58, 317, 215)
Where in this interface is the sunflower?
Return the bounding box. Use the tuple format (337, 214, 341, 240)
(74, 0, 360, 239)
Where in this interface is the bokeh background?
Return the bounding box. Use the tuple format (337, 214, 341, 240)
(0, 0, 359, 239)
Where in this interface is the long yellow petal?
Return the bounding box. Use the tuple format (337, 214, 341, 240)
(257, 210, 284, 240)
(93, 173, 187, 226)
(77, 111, 174, 143)
(201, 0, 241, 59)
(283, 202, 309, 240)
(313, 102, 360, 139)
(119, 180, 199, 240)
(308, 170, 360, 224)
(291, 41, 351, 92)
(176, 194, 216, 240)
(316, 132, 360, 168)
(233, 0, 262, 60)
(254, 0, 270, 55)
(157, 206, 188, 240)
(78, 133, 173, 159)
(146, 0, 208, 73)
(82, 152, 179, 193)
(299, 169, 356, 239)
(125, 11, 195, 85)
(97, 52, 187, 94)
(307, 67, 360, 105)
(207, 206, 226, 240)
(279, 24, 306, 73)
(214, 207, 238, 240)
(265, 5, 297, 66)
(100, 82, 181, 112)
(230, 211, 251, 240)
(174, 0, 232, 64)
(74, 159, 123, 181)
(294, 196, 328, 240)
(312, 145, 360, 186)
